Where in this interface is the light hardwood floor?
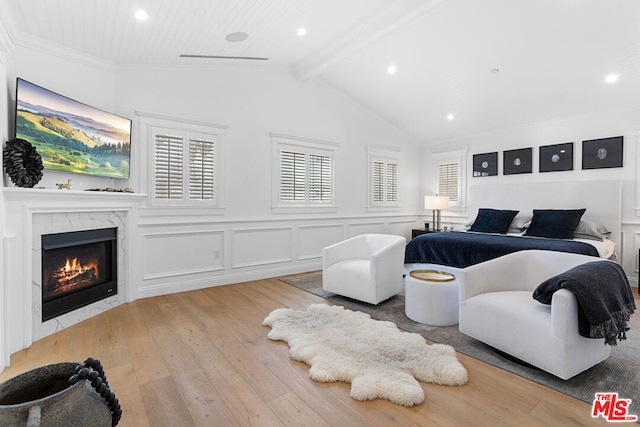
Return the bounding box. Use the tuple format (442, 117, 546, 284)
(1, 275, 631, 426)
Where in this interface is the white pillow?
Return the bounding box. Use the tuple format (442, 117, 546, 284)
(573, 220, 610, 241)
(508, 215, 532, 233)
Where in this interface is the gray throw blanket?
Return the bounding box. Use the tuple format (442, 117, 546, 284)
(533, 261, 636, 346)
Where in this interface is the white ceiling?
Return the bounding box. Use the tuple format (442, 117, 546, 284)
(2, 0, 640, 143)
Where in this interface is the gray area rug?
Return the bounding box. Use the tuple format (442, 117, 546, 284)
(281, 272, 640, 419)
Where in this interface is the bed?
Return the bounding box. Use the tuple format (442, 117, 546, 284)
(405, 230, 614, 268)
(405, 180, 620, 270)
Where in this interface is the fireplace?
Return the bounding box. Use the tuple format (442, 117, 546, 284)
(41, 227, 118, 322)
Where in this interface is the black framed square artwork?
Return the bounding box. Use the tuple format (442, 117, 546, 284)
(582, 136, 623, 169)
(539, 142, 573, 173)
(473, 152, 498, 177)
(503, 148, 532, 175)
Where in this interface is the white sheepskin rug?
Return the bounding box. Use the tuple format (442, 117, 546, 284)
(263, 303, 468, 406)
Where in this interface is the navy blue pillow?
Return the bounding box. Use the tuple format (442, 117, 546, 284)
(525, 209, 586, 239)
(469, 208, 519, 234)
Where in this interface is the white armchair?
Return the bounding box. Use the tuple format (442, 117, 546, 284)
(322, 234, 406, 305)
(458, 250, 612, 380)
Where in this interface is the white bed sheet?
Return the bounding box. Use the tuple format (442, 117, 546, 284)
(573, 237, 615, 259)
(502, 232, 615, 259)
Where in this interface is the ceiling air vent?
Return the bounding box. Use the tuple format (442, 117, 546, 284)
(179, 54, 269, 61)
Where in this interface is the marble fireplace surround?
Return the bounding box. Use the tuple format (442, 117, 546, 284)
(3, 188, 145, 349)
(32, 210, 128, 341)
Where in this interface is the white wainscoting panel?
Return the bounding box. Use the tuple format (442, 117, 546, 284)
(142, 229, 224, 279)
(298, 223, 345, 260)
(347, 221, 386, 237)
(387, 219, 418, 241)
(232, 226, 293, 268)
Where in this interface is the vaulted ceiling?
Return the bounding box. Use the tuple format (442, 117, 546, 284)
(2, 0, 639, 143)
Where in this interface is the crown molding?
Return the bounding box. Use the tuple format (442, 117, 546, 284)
(16, 32, 114, 71)
(0, 0, 113, 72)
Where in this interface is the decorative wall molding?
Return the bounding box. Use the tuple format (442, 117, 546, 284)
(298, 223, 344, 260)
(141, 229, 225, 280)
(0, 190, 427, 371)
(231, 226, 294, 269)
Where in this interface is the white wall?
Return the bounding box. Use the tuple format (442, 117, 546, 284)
(112, 64, 421, 297)
(4, 45, 422, 214)
(115, 65, 420, 217)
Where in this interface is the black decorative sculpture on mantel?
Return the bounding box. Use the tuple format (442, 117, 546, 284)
(3, 137, 44, 188)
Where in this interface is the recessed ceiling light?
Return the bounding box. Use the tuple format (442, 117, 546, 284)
(134, 10, 148, 21)
(225, 32, 249, 43)
(297, 27, 307, 37)
(491, 68, 500, 74)
(387, 65, 397, 75)
(446, 114, 455, 120)
(605, 73, 619, 83)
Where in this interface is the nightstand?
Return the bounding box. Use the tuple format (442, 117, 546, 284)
(411, 229, 435, 239)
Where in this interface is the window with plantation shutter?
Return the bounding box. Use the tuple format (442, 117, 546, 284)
(431, 150, 466, 209)
(148, 123, 224, 207)
(272, 133, 337, 211)
(438, 161, 459, 203)
(368, 148, 400, 210)
(139, 112, 226, 210)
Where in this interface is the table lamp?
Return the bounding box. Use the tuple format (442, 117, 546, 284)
(424, 195, 449, 231)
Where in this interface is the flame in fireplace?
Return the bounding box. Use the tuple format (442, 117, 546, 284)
(46, 256, 101, 295)
(61, 257, 100, 279)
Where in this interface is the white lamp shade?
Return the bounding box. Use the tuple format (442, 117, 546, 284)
(424, 195, 449, 210)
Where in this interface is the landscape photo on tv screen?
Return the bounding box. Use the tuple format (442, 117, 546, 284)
(15, 78, 132, 179)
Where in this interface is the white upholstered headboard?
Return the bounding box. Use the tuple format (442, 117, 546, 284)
(467, 180, 622, 248)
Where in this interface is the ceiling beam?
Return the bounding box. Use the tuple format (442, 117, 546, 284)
(290, 0, 447, 82)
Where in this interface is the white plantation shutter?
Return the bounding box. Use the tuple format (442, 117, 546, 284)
(438, 161, 459, 203)
(154, 133, 184, 200)
(372, 161, 384, 202)
(386, 162, 398, 202)
(309, 154, 332, 201)
(370, 155, 398, 206)
(280, 150, 306, 201)
(189, 137, 215, 200)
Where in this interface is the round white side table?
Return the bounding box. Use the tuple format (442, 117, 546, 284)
(405, 269, 459, 326)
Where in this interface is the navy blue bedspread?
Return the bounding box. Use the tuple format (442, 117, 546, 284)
(404, 231, 600, 268)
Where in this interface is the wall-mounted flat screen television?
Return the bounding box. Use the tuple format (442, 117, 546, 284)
(15, 78, 132, 179)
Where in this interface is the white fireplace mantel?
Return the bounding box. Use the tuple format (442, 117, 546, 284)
(1, 186, 147, 371)
(3, 187, 147, 204)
